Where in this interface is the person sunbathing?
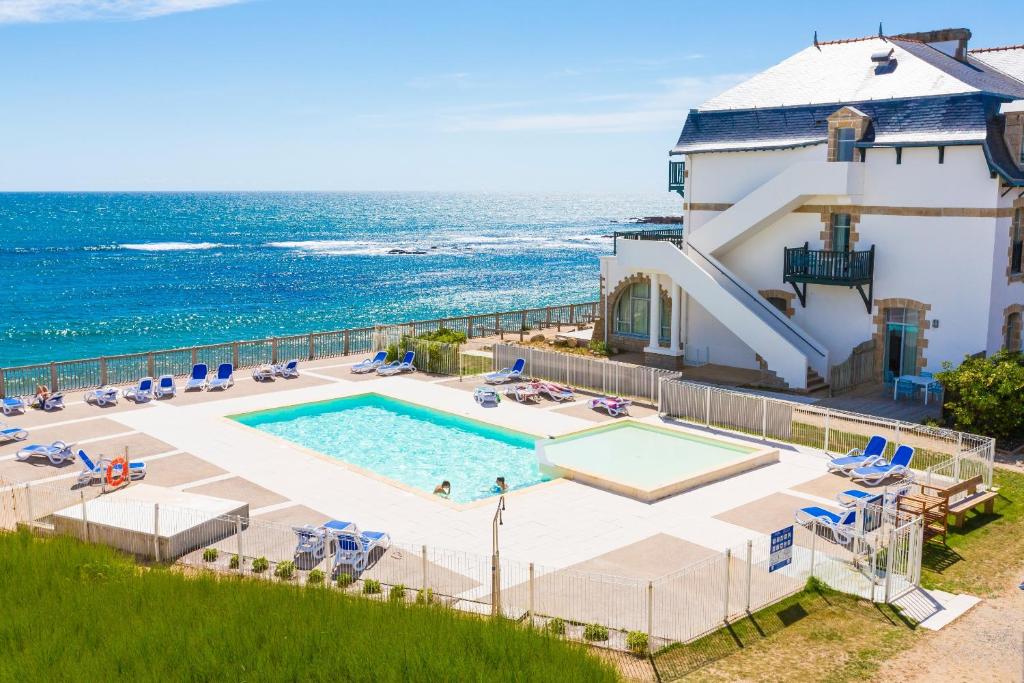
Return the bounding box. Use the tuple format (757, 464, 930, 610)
(34, 384, 50, 408)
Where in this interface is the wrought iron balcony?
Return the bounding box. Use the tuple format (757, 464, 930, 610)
(668, 160, 685, 195)
(783, 242, 875, 312)
(612, 228, 684, 254)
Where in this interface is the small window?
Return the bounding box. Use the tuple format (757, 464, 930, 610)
(836, 128, 856, 162)
(1012, 208, 1023, 275)
(831, 213, 851, 252)
(767, 297, 789, 316)
(1007, 312, 1022, 352)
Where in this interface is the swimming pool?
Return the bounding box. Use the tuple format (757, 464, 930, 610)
(538, 422, 779, 502)
(232, 393, 548, 503)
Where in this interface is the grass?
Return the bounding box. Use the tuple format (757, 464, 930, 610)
(0, 532, 617, 682)
(652, 579, 918, 682)
(920, 467, 1024, 595)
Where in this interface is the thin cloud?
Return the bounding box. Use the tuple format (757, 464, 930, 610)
(0, 0, 247, 23)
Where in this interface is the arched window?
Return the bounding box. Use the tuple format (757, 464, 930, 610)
(1006, 312, 1022, 352)
(613, 281, 670, 343)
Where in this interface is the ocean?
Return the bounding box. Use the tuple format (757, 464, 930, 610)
(0, 192, 679, 367)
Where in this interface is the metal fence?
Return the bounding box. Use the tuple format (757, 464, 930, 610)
(0, 301, 599, 398)
(492, 343, 678, 404)
(0, 475, 923, 651)
(658, 378, 995, 488)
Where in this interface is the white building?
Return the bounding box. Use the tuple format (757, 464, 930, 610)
(598, 28, 1024, 391)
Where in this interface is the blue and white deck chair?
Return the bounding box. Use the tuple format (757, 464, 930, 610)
(377, 351, 415, 376)
(484, 358, 526, 384)
(795, 505, 858, 545)
(208, 363, 234, 391)
(123, 377, 154, 403)
(77, 449, 146, 486)
(84, 386, 119, 407)
(154, 375, 176, 398)
(292, 525, 329, 570)
(1, 396, 26, 416)
(273, 359, 299, 378)
(185, 364, 209, 391)
(41, 392, 64, 411)
(851, 445, 915, 485)
(0, 422, 28, 444)
(351, 351, 387, 374)
(826, 435, 887, 474)
(326, 520, 390, 578)
(16, 440, 76, 466)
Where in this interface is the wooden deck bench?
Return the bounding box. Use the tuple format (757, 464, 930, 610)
(918, 475, 998, 528)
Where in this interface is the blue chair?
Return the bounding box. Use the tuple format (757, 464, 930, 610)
(795, 506, 858, 545)
(325, 520, 390, 578)
(377, 351, 416, 376)
(77, 449, 146, 486)
(484, 357, 526, 384)
(208, 363, 235, 391)
(351, 351, 387, 374)
(851, 445, 915, 485)
(2, 396, 27, 416)
(0, 423, 28, 444)
(894, 378, 917, 400)
(921, 371, 943, 400)
(185, 364, 209, 391)
(827, 435, 887, 474)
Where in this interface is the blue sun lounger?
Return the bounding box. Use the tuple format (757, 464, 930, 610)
(851, 445, 915, 485)
(351, 351, 387, 374)
(795, 505, 858, 545)
(40, 392, 64, 411)
(1, 396, 26, 416)
(0, 423, 28, 444)
(325, 520, 390, 578)
(484, 357, 526, 384)
(377, 351, 415, 376)
(185, 364, 209, 391)
(84, 386, 119, 407)
(77, 449, 147, 486)
(123, 377, 154, 403)
(208, 363, 234, 391)
(826, 435, 887, 474)
(154, 375, 176, 398)
(16, 440, 76, 466)
(272, 359, 299, 378)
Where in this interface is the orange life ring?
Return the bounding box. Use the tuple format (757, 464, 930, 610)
(105, 457, 129, 488)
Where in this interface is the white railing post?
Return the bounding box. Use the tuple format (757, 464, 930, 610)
(705, 386, 711, 427)
(236, 515, 244, 575)
(80, 490, 89, 543)
(883, 530, 896, 603)
(647, 580, 654, 640)
(722, 548, 731, 623)
(809, 520, 818, 578)
(761, 398, 768, 440)
(823, 410, 831, 453)
(422, 545, 428, 592)
(153, 503, 161, 562)
(528, 562, 535, 624)
(744, 539, 753, 613)
(23, 483, 34, 531)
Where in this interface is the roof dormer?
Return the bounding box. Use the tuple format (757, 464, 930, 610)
(827, 106, 871, 162)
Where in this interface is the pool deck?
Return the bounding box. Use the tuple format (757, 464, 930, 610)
(0, 352, 878, 576)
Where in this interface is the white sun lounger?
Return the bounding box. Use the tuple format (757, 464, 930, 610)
(123, 377, 154, 403)
(185, 364, 209, 391)
(84, 386, 119, 407)
(154, 375, 176, 398)
(208, 363, 234, 391)
(16, 440, 76, 466)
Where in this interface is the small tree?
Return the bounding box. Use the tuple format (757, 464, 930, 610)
(937, 351, 1024, 441)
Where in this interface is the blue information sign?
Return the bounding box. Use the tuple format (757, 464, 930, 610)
(769, 525, 794, 573)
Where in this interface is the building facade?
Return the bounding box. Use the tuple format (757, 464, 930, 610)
(598, 28, 1024, 390)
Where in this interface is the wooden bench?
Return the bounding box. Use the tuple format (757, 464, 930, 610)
(918, 475, 998, 528)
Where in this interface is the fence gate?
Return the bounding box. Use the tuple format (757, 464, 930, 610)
(883, 516, 923, 603)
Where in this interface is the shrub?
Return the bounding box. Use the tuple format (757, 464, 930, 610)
(415, 588, 435, 605)
(626, 631, 648, 655)
(389, 584, 406, 602)
(251, 556, 269, 574)
(937, 350, 1024, 440)
(274, 560, 295, 580)
(546, 617, 566, 636)
(336, 572, 353, 589)
(202, 548, 218, 563)
(306, 569, 325, 586)
(228, 554, 239, 570)
(363, 579, 382, 595)
(588, 340, 610, 357)
(583, 623, 609, 642)
(417, 327, 467, 345)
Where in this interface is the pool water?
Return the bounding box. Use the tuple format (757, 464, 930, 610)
(232, 393, 547, 503)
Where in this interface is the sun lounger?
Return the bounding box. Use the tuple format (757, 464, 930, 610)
(251, 365, 275, 382)
(84, 386, 119, 407)
(185, 364, 209, 391)
(325, 520, 389, 578)
(484, 358, 526, 384)
(377, 351, 415, 376)
(40, 392, 64, 411)
(795, 505, 858, 545)
(474, 386, 501, 406)
(505, 383, 540, 403)
(2, 396, 27, 416)
(826, 435, 888, 474)
(208, 363, 235, 391)
(123, 377, 154, 403)
(272, 359, 299, 378)
(0, 423, 28, 443)
(850, 445, 915, 485)
(154, 375, 176, 398)
(292, 525, 329, 570)
(531, 380, 575, 402)
(16, 440, 76, 466)
(588, 396, 632, 417)
(77, 449, 146, 486)
(351, 351, 387, 374)
(836, 479, 913, 509)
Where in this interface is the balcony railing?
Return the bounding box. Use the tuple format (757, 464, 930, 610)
(612, 228, 684, 254)
(668, 160, 685, 195)
(783, 242, 875, 312)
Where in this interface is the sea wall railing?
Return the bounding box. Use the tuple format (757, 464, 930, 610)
(0, 301, 599, 398)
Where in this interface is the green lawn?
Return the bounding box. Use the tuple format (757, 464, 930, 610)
(920, 467, 1024, 595)
(0, 532, 617, 682)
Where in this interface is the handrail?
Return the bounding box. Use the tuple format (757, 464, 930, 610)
(613, 228, 684, 255)
(784, 244, 874, 283)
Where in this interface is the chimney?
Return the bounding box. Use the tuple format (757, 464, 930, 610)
(895, 28, 972, 61)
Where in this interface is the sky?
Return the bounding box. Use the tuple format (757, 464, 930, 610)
(0, 0, 1019, 192)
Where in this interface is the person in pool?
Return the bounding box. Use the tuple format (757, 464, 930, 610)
(493, 476, 508, 493)
(433, 480, 451, 498)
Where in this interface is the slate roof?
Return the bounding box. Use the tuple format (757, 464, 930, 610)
(969, 46, 1024, 85)
(698, 37, 1024, 111)
(672, 94, 992, 155)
